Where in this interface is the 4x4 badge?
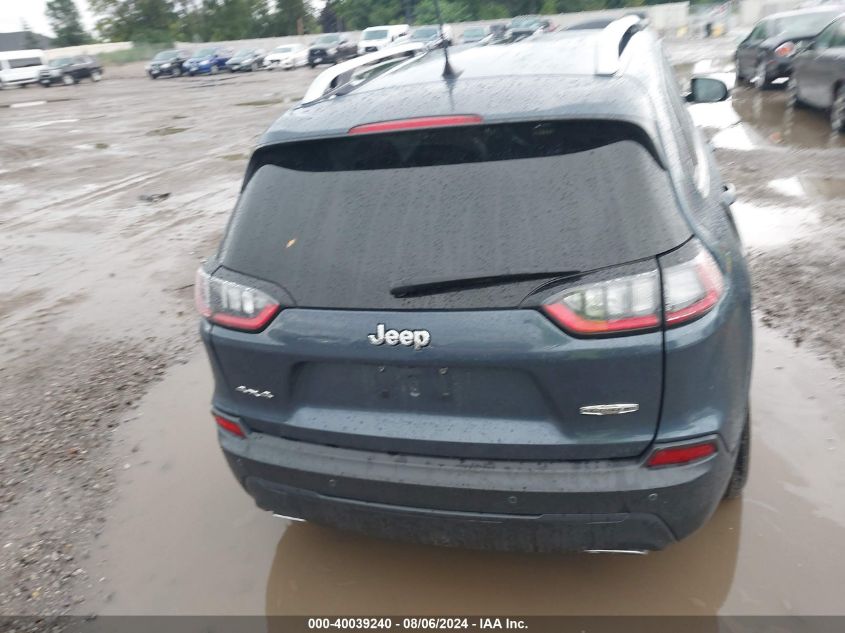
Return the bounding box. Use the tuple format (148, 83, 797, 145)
(368, 324, 431, 350)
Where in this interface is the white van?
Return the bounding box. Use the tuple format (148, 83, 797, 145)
(0, 49, 46, 88)
(358, 24, 409, 55)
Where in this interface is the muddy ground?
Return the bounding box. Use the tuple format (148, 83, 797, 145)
(0, 39, 844, 623)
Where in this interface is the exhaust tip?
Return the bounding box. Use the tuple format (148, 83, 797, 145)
(272, 512, 307, 523)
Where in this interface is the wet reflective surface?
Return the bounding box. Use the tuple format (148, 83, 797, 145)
(731, 88, 845, 150)
(85, 325, 845, 616)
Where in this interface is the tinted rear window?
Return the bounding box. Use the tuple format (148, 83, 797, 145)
(222, 122, 689, 310)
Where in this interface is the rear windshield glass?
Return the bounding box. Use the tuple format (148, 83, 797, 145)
(364, 30, 389, 40)
(772, 12, 839, 36)
(247, 120, 663, 176)
(223, 121, 689, 310)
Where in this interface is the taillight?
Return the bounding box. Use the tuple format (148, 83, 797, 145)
(214, 414, 245, 438)
(540, 239, 725, 336)
(774, 41, 795, 57)
(195, 267, 280, 332)
(647, 441, 717, 467)
(660, 240, 724, 327)
(348, 115, 484, 135)
(541, 269, 661, 336)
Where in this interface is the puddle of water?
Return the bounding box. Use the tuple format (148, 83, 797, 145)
(731, 88, 845, 150)
(83, 325, 845, 616)
(767, 176, 845, 202)
(800, 176, 845, 201)
(731, 200, 819, 248)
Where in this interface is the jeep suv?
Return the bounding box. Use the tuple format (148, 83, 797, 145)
(197, 18, 752, 552)
(39, 56, 103, 86)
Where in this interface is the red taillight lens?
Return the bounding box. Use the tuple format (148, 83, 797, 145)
(348, 115, 484, 135)
(660, 241, 725, 327)
(647, 441, 717, 467)
(195, 268, 280, 332)
(214, 414, 245, 438)
(540, 240, 725, 336)
(775, 41, 795, 57)
(540, 270, 661, 336)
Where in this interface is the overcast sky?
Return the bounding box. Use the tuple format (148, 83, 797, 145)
(1, 0, 325, 38)
(0, 0, 95, 37)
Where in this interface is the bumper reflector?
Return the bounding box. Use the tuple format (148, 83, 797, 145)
(646, 441, 716, 467)
(214, 414, 245, 438)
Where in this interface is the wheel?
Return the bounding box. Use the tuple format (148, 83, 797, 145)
(734, 59, 747, 86)
(308, 62, 316, 68)
(251, 62, 258, 72)
(723, 416, 750, 500)
(786, 77, 805, 109)
(753, 60, 771, 90)
(91, 70, 102, 82)
(62, 74, 74, 86)
(173, 66, 182, 78)
(831, 85, 845, 134)
(210, 65, 218, 75)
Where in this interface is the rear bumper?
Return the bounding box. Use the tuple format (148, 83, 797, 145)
(219, 427, 735, 552)
(765, 57, 793, 79)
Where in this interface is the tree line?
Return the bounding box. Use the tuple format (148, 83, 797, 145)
(45, 0, 675, 47)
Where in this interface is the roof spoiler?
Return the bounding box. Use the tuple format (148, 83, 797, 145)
(302, 43, 429, 104)
(594, 14, 648, 77)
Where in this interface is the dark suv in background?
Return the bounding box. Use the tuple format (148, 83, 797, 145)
(39, 56, 103, 86)
(308, 33, 357, 67)
(736, 6, 843, 88)
(788, 12, 845, 132)
(197, 18, 752, 553)
(146, 49, 191, 79)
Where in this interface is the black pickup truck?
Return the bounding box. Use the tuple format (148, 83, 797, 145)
(40, 56, 103, 86)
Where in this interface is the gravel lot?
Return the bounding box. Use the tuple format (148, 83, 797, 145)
(1, 40, 844, 623)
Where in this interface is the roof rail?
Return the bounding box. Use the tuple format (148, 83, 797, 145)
(302, 43, 428, 104)
(594, 15, 646, 77)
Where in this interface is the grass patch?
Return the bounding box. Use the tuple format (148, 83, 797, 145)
(146, 126, 187, 136)
(98, 43, 173, 66)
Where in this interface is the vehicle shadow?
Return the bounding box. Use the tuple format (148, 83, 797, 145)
(264, 500, 741, 621)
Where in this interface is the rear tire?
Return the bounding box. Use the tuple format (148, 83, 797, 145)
(831, 85, 845, 134)
(62, 74, 74, 86)
(786, 77, 805, 109)
(754, 60, 772, 91)
(723, 416, 750, 500)
(91, 70, 102, 82)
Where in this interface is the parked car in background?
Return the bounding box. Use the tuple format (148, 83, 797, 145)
(788, 13, 845, 132)
(735, 6, 843, 89)
(183, 47, 233, 75)
(146, 49, 191, 79)
(358, 24, 409, 55)
(507, 15, 555, 40)
(403, 24, 454, 48)
(308, 33, 357, 67)
(39, 56, 102, 86)
(0, 49, 45, 88)
(264, 43, 307, 70)
(226, 48, 266, 72)
(460, 25, 490, 44)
